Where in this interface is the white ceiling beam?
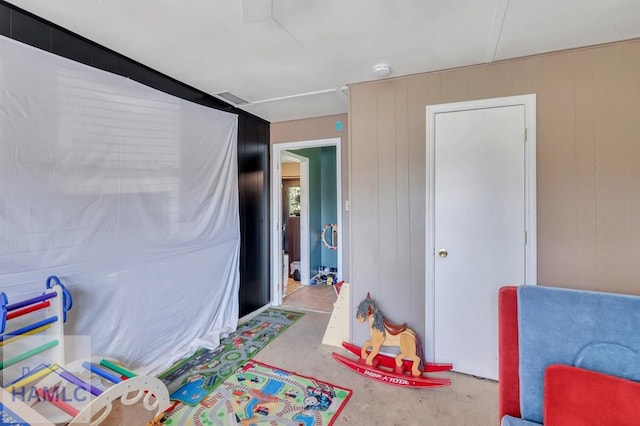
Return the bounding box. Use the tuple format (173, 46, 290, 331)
(485, 0, 511, 63)
(250, 88, 338, 105)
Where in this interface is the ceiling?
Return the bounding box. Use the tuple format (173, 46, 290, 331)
(6, 0, 640, 122)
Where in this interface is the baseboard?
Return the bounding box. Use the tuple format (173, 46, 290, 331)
(238, 303, 272, 324)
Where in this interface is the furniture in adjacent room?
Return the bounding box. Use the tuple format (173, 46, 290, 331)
(499, 285, 640, 426)
(286, 215, 301, 269)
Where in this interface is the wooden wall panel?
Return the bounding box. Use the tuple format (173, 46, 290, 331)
(440, 66, 486, 102)
(349, 38, 640, 345)
(377, 82, 399, 310)
(270, 114, 347, 143)
(440, 68, 468, 103)
(593, 44, 629, 293)
(536, 53, 578, 286)
(481, 61, 512, 99)
(573, 49, 598, 291)
(408, 74, 440, 339)
(393, 79, 411, 318)
(349, 84, 380, 341)
(507, 56, 540, 96)
(461, 67, 485, 101)
(625, 42, 640, 288)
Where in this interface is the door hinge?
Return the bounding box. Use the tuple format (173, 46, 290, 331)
(524, 128, 528, 142)
(524, 230, 528, 245)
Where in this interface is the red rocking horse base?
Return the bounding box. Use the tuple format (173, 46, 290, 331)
(332, 342, 453, 388)
(335, 293, 453, 388)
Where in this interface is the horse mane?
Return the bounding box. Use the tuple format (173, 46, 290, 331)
(355, 297, 369, 319)
(356, 297, 385, 334)
(371, 308, 384, 333)
(414, 332, 426, 371)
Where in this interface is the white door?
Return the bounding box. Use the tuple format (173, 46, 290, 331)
(433, 105, 526, 380)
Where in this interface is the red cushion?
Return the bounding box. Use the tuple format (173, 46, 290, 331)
(545, 364, 640, 426)
(499, 286, 520, 420)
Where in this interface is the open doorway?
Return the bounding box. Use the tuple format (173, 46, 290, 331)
(280, 150, 310, 295)
(271, 138, 342, 312)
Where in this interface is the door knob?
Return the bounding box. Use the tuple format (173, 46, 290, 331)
(438, 249, 448, 258)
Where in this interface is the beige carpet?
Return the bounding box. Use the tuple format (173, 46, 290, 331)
(99, 299, 498, 425)
(252, 310, 499, 426)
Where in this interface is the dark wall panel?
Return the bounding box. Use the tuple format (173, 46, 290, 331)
(91, 46, 117, 73)
(0, 4, 9, 37)
(51, 28, 92, 64)
(0, 1, 271, 317)
(10, 9, 50, 51)
(237, 115, 271, 316)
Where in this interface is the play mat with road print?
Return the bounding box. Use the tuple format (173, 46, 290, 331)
(163, 360, 352, 426)
(158, 308, 304, 406)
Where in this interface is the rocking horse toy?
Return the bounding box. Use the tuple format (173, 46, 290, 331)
(331, 293, 453, 388)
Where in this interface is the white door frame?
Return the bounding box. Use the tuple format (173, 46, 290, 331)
(281, 150, 310, 290)
(424, 94, 537, 361)
(271, 137, 342, 306)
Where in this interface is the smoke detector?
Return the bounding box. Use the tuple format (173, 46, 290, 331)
(372, 63, 391, 78)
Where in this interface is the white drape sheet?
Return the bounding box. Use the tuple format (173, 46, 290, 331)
(0, 35, 240, 373)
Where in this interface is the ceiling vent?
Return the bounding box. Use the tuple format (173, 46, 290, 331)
(215, 91, 250, 106)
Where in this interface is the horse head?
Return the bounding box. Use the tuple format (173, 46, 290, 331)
(356, 293, 386, 334)
(356, 292, 384, 326)
(356, 294, 374, 323)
